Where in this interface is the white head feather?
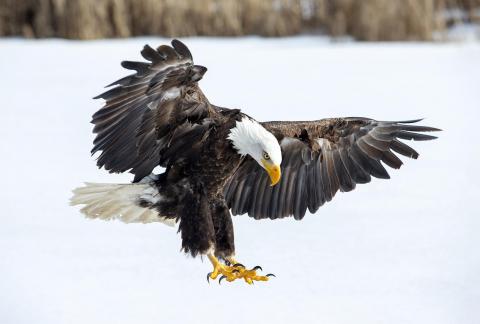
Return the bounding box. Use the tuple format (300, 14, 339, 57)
(227, 117, 282, 166)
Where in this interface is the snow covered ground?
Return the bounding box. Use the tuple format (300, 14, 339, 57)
(1, 37, 479, 324)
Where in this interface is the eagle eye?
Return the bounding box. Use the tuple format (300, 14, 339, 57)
(263, 152, 270, 160)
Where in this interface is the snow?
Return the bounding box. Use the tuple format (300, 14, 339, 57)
(1, 36, 479, 324)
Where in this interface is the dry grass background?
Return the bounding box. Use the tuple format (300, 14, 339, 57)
(0, 0, 479, 41)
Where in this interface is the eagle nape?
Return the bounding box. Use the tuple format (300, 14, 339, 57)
(207, 254, 275, 284)
(71, 39, 440, 286)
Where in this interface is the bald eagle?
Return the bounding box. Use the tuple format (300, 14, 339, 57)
(71, 40, 439, 284)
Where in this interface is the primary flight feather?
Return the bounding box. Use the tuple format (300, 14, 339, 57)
(71, 39, 439, 284)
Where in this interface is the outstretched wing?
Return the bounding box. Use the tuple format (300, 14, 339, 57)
(91, 39, 213, 182)
(224, 118, 440, 220)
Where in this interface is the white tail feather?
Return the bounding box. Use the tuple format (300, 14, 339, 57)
(70, 182, 175, 226)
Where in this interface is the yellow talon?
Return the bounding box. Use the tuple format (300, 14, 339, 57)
(207, 254, 237, 283)
(206, 254, 273, 284)
(234, 268, 271, 284)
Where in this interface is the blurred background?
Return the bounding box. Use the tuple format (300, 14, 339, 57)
(1, 0, 479, 41)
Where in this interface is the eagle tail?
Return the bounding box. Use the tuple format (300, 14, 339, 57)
(70, 180, 175, 226)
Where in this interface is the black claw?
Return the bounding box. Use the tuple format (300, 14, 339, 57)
(207, 272, 212, 283)
(266, 273, 276, 278)
(225, 260, 231, 266)
(219, 275, 227, 284)
(251, 266, 263, 272)
(232, 263, 245, 268)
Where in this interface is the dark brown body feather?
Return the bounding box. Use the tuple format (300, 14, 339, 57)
(146, 108, 244, 257)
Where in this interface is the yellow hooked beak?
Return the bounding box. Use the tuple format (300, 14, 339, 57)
(261, 159, 281, 186)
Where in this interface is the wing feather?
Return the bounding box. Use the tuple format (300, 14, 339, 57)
(225, 118, 439, 219)
(91, 40, 212, 181)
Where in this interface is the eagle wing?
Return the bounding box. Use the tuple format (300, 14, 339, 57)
(224, 118, 440, 220)
(91, 40, 213, 182)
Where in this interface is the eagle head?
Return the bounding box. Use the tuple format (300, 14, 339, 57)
(228, 117, 282, 186)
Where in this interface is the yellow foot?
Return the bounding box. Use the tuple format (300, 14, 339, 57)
(228, 264, 275, 284)
(206, 255, 275, 284)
